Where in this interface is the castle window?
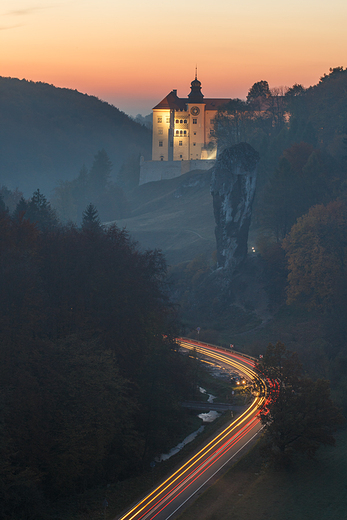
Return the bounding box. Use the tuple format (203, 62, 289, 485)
(159, 141, 163, 147)
(166, 117, 170, 123)
(194, 132, 196, 135)
(180, 155, 183, 159)
(184, 130, 187, 135)
(158, 128, 163, 135)
(180, 130, 183, 135)
(157, 117, 162, 123)
(184, 119, 187, 123)
(180, 120, 183, 124)
(193, 143, 196, 146)
(179, 141, 183, 146)
(176, 130, 179, 134)
(193, 118, 197, 124)
(160, 155, 164, 161)
(176, 119, 179, 123)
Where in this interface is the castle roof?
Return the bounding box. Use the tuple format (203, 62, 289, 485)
(153, 90, 187, 111)
(153, 93, 230, 111)
(153, 77, 231, 111)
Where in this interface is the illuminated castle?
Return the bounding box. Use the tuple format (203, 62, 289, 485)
(139, 74, 231, 184)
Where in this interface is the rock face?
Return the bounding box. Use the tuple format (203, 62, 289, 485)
(211, 143, 259, 273)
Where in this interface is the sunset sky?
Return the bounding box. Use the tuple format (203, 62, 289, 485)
(1, 0, 346, 116)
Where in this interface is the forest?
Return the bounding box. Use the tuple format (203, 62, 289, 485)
(0, 201, 196, 519)
(0, 77, 151, 196)
(1, 66, 347, 518)
(168, 68, 347, 416)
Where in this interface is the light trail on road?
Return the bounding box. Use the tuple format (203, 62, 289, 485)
(116, 339, 271, 520)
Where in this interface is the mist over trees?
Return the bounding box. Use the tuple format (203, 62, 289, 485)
(213, 67, 347, 192)
(0, 77, 151, 196)
(52, 149, 128, 223)
(187, 67, 347, 414)
(1, 66, 347, 517)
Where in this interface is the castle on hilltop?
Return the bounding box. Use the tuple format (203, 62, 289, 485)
(139, 75, 231, 184)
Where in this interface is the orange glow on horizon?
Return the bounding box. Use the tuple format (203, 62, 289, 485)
(1, 0, 346, 115)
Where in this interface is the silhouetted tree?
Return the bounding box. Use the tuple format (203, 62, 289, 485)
(257, 342, 344, 466)
(211, 99, 251, 149)
(89, 149, 112, 194)
(82, 203, 101, 231)
(0, 210, 190, 516)
(24, 189, 59, 231)
(247, 80, 271, 108)
(13, 196, 29, 221)
(285, 83, 306, 98)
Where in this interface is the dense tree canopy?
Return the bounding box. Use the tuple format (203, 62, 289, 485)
(259, 143, 336, 241)
(282, 199, 347, 310)
(246, 80, 271, 104)
(257, 342, 344, 465)
(0, 208, 194, 517)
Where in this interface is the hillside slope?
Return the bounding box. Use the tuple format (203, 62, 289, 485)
(0, 77, 151, 195)
(114, 169, 216, 266)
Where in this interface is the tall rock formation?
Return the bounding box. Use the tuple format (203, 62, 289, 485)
(211, 143, 259, 273)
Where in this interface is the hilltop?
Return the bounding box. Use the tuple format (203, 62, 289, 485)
(0, 77, 151, 196)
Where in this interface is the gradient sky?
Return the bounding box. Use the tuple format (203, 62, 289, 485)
(1, 0, 346, 116)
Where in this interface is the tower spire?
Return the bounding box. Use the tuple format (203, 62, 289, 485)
(188, 69, 204, 102)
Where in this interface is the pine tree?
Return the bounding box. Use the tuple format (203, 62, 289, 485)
(89, 149, 112, 194)
(26, 189, 59, 230)
(82, 203, 101, 231)
(13, 196, 29, 221)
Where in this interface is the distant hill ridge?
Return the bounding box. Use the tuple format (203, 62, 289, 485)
(0, 77, 151, 196)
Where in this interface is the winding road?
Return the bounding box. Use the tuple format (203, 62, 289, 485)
(116, 338, 270, 520)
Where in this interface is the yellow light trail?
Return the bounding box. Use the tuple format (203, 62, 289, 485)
(117, 339, 268, 520)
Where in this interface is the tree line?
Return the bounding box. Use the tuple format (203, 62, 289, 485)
(201, 68, 347, 438)
(0, 76, 150, 196)
(51, 148, 131, 224)
(0, 201, 195, 518)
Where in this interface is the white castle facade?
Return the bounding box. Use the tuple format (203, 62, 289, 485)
(139, 76, 230, 184)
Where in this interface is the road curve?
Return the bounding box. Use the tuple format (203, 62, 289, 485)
(116, 338, 270, 520)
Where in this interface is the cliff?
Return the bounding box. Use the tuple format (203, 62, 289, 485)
(211, 143, 259, 274)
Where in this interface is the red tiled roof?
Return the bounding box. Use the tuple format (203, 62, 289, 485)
(153, 91, 230, 111)
(153, 91, 187, 111)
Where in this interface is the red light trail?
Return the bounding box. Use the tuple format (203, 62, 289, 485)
(117, 339, 274, 520)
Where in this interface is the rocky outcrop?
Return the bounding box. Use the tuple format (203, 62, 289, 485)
(211, 143, 259, 273)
